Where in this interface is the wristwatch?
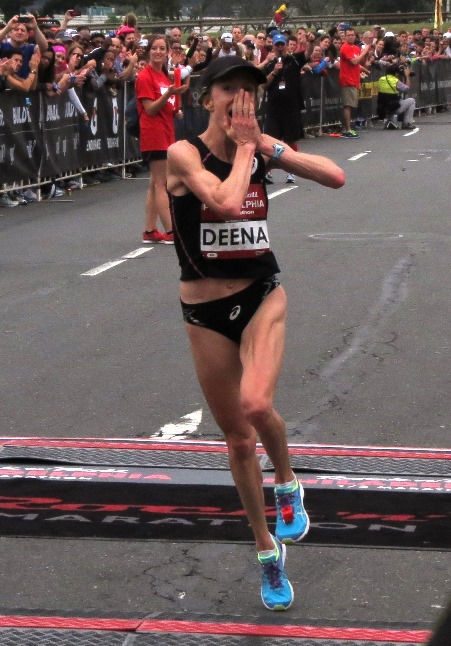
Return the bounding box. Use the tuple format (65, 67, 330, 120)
(272, 143, 285, 160)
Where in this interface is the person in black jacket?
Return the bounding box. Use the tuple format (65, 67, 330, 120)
(263, 33, 306, 184)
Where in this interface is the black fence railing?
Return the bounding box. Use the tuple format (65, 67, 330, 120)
(76, 13, 450, 34)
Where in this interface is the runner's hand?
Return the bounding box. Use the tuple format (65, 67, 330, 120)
(227, 89, 261, 147)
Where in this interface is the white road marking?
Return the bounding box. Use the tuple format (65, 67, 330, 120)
(268, 186, 297, 199)
(122, 247, 153, 259)
(153, 409, 203, 439)
(81, 247, 153, 276)
(81, 259, 127, 276)
(403, 128, 419, 137)
(348, 151, 371, 161)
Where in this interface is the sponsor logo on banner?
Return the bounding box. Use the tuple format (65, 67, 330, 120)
(46, 104, 60, 122)
(112, 96, 119, 134)
(13, 106, 31, 124)
(90, 98, 98, 135)
(65, 101, 76, 118)
(26, 139, 36, 159)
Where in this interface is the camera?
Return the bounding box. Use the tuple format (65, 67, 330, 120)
(69, 10, 82, 17)
(18, 16, 30, 23)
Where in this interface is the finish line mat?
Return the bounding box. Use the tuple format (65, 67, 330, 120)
(0, 612, 435, 646)
(0, 437, 450, 548)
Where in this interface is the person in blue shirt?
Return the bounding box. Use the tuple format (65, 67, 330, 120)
(0, 14, 47, 79)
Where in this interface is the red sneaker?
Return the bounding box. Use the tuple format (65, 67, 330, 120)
(142, 229, 165, 243)
(159, 232, 174, 245)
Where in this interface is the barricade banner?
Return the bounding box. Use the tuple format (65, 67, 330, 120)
(0, 60, 449, 192)
(41, 93, 81, 178)
(436, 60, 451, 105)
(418, 60, 437, 107)
(322, 69, 343, 125)
(79, 86, 122, 167)
(301, 73, 323, 128)
(0, 91, 42, 185)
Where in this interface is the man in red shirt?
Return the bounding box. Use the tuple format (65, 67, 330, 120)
(339, 27, 373, 138)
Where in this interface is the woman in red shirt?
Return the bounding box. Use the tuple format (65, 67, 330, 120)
(136, 35, 187, 244)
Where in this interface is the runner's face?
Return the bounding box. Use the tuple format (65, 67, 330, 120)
(207, 73, 258, 130)
(345, 30, 356, 43)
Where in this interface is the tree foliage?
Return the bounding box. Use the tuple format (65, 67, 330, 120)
(341, 0, 431, 12)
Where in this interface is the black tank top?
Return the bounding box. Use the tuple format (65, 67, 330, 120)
(169, 137, 280, 281)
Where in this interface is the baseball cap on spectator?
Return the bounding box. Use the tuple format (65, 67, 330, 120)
(53, 45, 67, 54)
(138, 38, 148, 46)
(272, 33, 287, 45)
(200, 55, 267, 96)
(384, 31, 395, 38)
(62, 29, 78, 40)
(372, 24, 382, 30)
(443, 32, 451, 38)
(221, 32, 233, 42)
(338, 23, 351, 31)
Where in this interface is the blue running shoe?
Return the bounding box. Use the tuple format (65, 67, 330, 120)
(258, 535, 293, 611)
(274, 479, 310, 544)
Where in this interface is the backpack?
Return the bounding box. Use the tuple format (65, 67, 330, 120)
(125, 95, 140, 138)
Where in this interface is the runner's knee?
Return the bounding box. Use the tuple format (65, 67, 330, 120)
(241, 394, 273, 429)
(227, 433, 257, 462)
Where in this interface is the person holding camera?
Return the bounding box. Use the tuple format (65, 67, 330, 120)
(0, 14, 48, 78)
(377, 63, 416, 130)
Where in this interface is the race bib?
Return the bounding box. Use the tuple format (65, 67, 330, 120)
(200, 182, 270, 259)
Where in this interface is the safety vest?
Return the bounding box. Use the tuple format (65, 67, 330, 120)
(377, 74, 399, 95)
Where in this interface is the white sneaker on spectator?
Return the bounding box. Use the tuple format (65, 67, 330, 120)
(286, 174, 295, 184)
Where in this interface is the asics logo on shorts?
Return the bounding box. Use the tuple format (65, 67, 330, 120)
(229, 305, 241, 320)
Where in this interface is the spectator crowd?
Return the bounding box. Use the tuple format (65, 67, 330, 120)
(0, 9, 450, 209)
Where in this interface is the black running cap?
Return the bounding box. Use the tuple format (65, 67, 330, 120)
(200, 56, 267, 92)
